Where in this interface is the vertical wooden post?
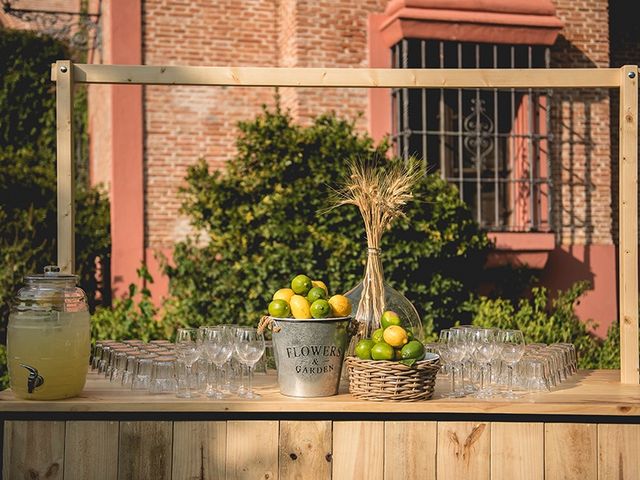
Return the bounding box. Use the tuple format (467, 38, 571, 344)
(619, 65, 639, 384)
(55, 60, 75, 274)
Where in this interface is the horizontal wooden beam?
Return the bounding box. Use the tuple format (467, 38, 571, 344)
(51, 63, 622, 88)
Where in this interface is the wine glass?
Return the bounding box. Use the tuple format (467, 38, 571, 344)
(499, 329, 525, 399)
(175, 328, 200, 398)
(202, 327, 234, 399)
(470, 328, 498, 398)
(439, 329, 466, 398)
(235, 328, 266, 400)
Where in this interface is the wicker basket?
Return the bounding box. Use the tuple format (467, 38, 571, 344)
(345, 354, 440, 402)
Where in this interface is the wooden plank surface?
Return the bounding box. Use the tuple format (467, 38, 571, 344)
(436, 421, 490, 480)
(384, 421, 436, 480)
(65, 421, 119, 480)
(55, 64, 622, 88)
(118, 421, 172, 480)
(3, 420, 65, 480)
(279, 421, 331, 480)
(2, 370, 640, 417)
(226, 420, 278, 480)
(598, 424, 640, 480)
(332, 421, 384, 480)
(172, 421, 226, 480)
(545, 423, 597, 480)
(491, 422, 543, 480)
(618, 64, 640, 384)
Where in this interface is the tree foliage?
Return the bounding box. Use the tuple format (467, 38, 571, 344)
(164, 108, 491, 333)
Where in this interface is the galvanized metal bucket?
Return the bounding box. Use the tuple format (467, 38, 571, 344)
(270, 316, 355, 398)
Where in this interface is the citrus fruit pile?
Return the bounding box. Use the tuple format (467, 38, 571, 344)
(267, 274, 352, 319)
(354, 311, 425, 364)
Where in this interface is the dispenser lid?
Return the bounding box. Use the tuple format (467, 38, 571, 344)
(24, 265, 78, 283)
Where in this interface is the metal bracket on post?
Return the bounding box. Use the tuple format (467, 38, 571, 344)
(55, 60, 75, 274)
(619, 64, 639, 384)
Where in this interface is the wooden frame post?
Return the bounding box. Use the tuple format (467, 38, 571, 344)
(618, 65, 639, 384)
(51, 63, 639, 381)
(55, 60, 75, 274)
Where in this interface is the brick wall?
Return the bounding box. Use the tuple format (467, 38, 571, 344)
(550, 0, 612, 245)
(143, 0, 387, 250)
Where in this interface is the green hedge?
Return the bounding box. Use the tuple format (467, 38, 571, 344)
(0, 30, 111, 387)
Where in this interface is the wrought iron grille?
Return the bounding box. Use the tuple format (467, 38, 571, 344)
(392, 40, 552, 232)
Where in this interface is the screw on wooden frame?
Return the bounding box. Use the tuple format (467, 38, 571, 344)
(628, 71, 636, 79)
(60, 65, 68, 73)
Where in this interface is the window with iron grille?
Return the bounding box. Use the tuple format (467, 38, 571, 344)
(392, 40, 552, 232)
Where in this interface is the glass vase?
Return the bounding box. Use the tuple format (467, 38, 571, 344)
(345, 248, 424, 345)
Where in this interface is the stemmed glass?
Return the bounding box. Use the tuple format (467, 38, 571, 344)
(235, 328, 266, 400)
(499, 329, 525, 399)
(439, 329, 466, 398)
(175, 328, 200, 398)
(202, 327, 234, 399)
(470, 328, 498, 398)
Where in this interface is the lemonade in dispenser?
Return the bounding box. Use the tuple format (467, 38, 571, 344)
(7, 266, 90, 400)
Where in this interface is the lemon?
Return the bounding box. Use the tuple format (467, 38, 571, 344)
(310, 299, 331, 318)
(371, 328, 384, 344)
(311, 280, 329, 296)
(383, 325, 409, 348)
(273, 288, 295, 303)
(307, 287, 326, 304)
(380, 311, 401, 329)
(371, 342, 395, 361)
(354, 339, 375, 360)
(401, 340, 425, 360)
(291, 274, 313, 295)
(290, 295, 312, 319)
(268, 299, 291, 318)
(328, 294, 352, 317)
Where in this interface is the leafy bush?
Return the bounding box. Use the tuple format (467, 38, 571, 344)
(164, 108, 491, 333)
(469, 281, 612, 368)
(92, 267, 174, 342)
(1, 30, 110, 387)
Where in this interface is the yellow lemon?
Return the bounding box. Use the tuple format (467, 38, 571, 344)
(290, 295, 312, 319)
(273, 288, 295, 303)
(383, 325, 409, 348)
(328, 294, 352, 317)
(311, 280, 329, 296)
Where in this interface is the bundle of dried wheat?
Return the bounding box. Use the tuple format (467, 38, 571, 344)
(330, 159, 422, 326)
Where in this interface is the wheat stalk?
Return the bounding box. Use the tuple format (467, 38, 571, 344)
(331, 158, 422, 331)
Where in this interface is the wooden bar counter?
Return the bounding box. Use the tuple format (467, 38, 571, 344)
(2, 369, 640, 479)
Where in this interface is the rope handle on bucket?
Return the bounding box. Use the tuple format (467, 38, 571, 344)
(257, 315, 281, 334)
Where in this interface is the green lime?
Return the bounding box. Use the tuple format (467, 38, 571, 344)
(371, 342, 395, 361)
(268, 299, 291, 318)
(381, 311, 402, 329)
(291, 274, 313, 295)
(401, 340, 425, 360)
(355, 339, 375, 360)
(307, 286, 326, 303)
(371, 328, 384, 343)
(310, 299, 331, 318)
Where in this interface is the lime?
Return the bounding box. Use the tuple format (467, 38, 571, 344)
(383, 325, 409, 348)
(381, 311, 402, 329)
(355, 339, 375, 360)
(290, 295, 312, 319)
(291, 274, 313, 295)
(268, 299, 291, 318)
(401, 340, 425, 360)
(311, 280, 329, 296)
(328, 294, 352, 317)
(371, 342, 395, 361)
(371, 328, 384, 343)
(273, 288, 295, 303)
(307, 287, 326, 304)
(310, 299, 331, 318)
